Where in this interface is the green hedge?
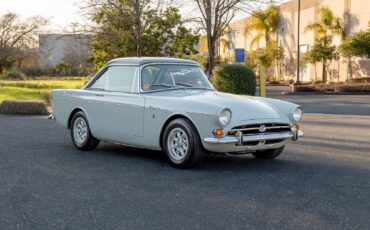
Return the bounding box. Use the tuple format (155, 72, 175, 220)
(211, 64, 256, 95)
(293, 83, 370, 93)
(334, 84, 370, 93)
(0, 100, 48, 115)
(1, 68, 27, 80)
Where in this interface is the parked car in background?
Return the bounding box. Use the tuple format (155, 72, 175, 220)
(51, 57, 303, 168)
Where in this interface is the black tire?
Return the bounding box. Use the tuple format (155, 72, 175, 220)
(162, 118, 204, 169)
(252, 146, 284, 159)
(70, 111, 99, 151)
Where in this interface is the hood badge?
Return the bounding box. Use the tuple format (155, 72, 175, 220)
(259, 125, 266, 133)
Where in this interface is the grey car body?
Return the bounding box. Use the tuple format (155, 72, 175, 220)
(51, 57, 303, 167)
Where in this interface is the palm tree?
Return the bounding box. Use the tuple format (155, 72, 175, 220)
(245, 5, 279, 49)
(305, 7, 349, 81)
(306, 7, 345, 40)
(245, 6, 280, 79)
(200, 35, 230, 63)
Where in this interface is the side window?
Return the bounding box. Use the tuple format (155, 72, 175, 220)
(89, 69, 108, 90)
(106, 66, 136, 93)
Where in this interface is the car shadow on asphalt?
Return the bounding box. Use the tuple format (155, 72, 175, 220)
(91, 141, 297, 172)
(95, 142, 166, 161)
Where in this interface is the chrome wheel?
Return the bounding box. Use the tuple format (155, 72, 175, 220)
(73, 117, 88, 145)
(167, 127, 189, 162)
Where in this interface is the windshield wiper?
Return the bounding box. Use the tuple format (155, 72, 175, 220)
(151, 83, 174, 88)
(175, 82, 193, 87)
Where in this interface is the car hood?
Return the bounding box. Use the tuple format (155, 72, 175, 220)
(145, 89, 282, 120)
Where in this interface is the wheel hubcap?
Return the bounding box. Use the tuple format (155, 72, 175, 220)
(73, 117, 88, 145)
(167, 128, 189, 162)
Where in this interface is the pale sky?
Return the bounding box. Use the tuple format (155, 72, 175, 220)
(0, 0, 273, 32)
(0, 0, 201, 32)
(0, 0, 82, 31)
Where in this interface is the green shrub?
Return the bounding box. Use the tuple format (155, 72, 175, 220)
(0, 100, 48, 115)
(1, 68, 27, 80)
(77, 64, 90, 76)
(212, 64, 256, 95)
(348, 77, 370, 84)
(293, 85, 326, 92)
(22, 67, 47, 77)
(293, 83, 370, 93)
(334, 84, 370, 93)
(267, 80, 281, 85)
(293, 84, 332, 92)
(52, 62, 72, 76)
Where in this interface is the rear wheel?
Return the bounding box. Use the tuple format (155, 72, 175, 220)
(252, 146, 284, 159)
(162, 118, 204, 169)
(70, 111, 99, 151)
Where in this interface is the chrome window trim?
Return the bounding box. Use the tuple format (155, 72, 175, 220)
(84, 67, 109, 90)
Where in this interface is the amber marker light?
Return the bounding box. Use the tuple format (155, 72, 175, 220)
(213, 128, 224, 138)
(295, 124, 301, 130)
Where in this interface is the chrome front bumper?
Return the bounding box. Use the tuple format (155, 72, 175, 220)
(204, 130, 304, 145)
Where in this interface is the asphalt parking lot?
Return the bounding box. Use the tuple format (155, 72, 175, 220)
(1, 93, 370, 229)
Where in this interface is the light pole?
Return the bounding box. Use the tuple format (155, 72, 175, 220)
(296, 0, 301, 84)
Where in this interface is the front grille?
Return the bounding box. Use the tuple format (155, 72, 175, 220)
(228, 123, 291, 136)
(265, 139, 285, 145)
(243, 141, 260, 146)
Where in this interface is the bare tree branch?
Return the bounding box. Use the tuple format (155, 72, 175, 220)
(0, 13, 48, 72)
(190, 0, 272, 75)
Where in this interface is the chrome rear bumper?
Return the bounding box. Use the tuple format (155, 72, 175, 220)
(204, 130, 304, 144)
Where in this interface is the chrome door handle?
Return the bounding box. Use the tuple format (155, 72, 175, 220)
(95, 94, 104, 97)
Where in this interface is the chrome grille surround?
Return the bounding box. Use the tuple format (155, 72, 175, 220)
(228, 123, 291, 136)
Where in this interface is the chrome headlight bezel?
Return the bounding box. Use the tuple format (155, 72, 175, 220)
(291, 107, 303, 123)
(218, 109, 232, 127)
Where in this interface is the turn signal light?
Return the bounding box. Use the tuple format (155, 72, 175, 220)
(295, 124, 301, 130)
(213, 128, 224, 138)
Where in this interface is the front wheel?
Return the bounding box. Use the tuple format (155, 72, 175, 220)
(252, 146, 284, 159)
(70, 111, 99, 151)
(162, 118, 204, 169)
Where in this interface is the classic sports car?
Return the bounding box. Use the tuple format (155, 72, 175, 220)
(51, 57, 303, 168)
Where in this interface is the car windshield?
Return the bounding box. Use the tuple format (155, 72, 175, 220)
(141, 64, 213, 91)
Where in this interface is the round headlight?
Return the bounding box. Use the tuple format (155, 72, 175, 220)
(218, 109, 232, 127)
(292, 107, 303, 122)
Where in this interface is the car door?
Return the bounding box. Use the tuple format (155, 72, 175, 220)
(85, 65, 144, 143)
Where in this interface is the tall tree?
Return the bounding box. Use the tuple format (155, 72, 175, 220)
(86, 0, 156, 57)
(305, 7, 345, 40)
(192, 0, 268, 76)
(340, 29, 370, 59)
(245, 5, 279, 48)
(142, 7, 199, 57)
(245, 5, 280, 78)
(339, 22, 370, 72)
(303, 36, 339, 82)
(86, 1, 199, 69)
(305, 7, 347, 81)
(0, 13, 48, 72)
